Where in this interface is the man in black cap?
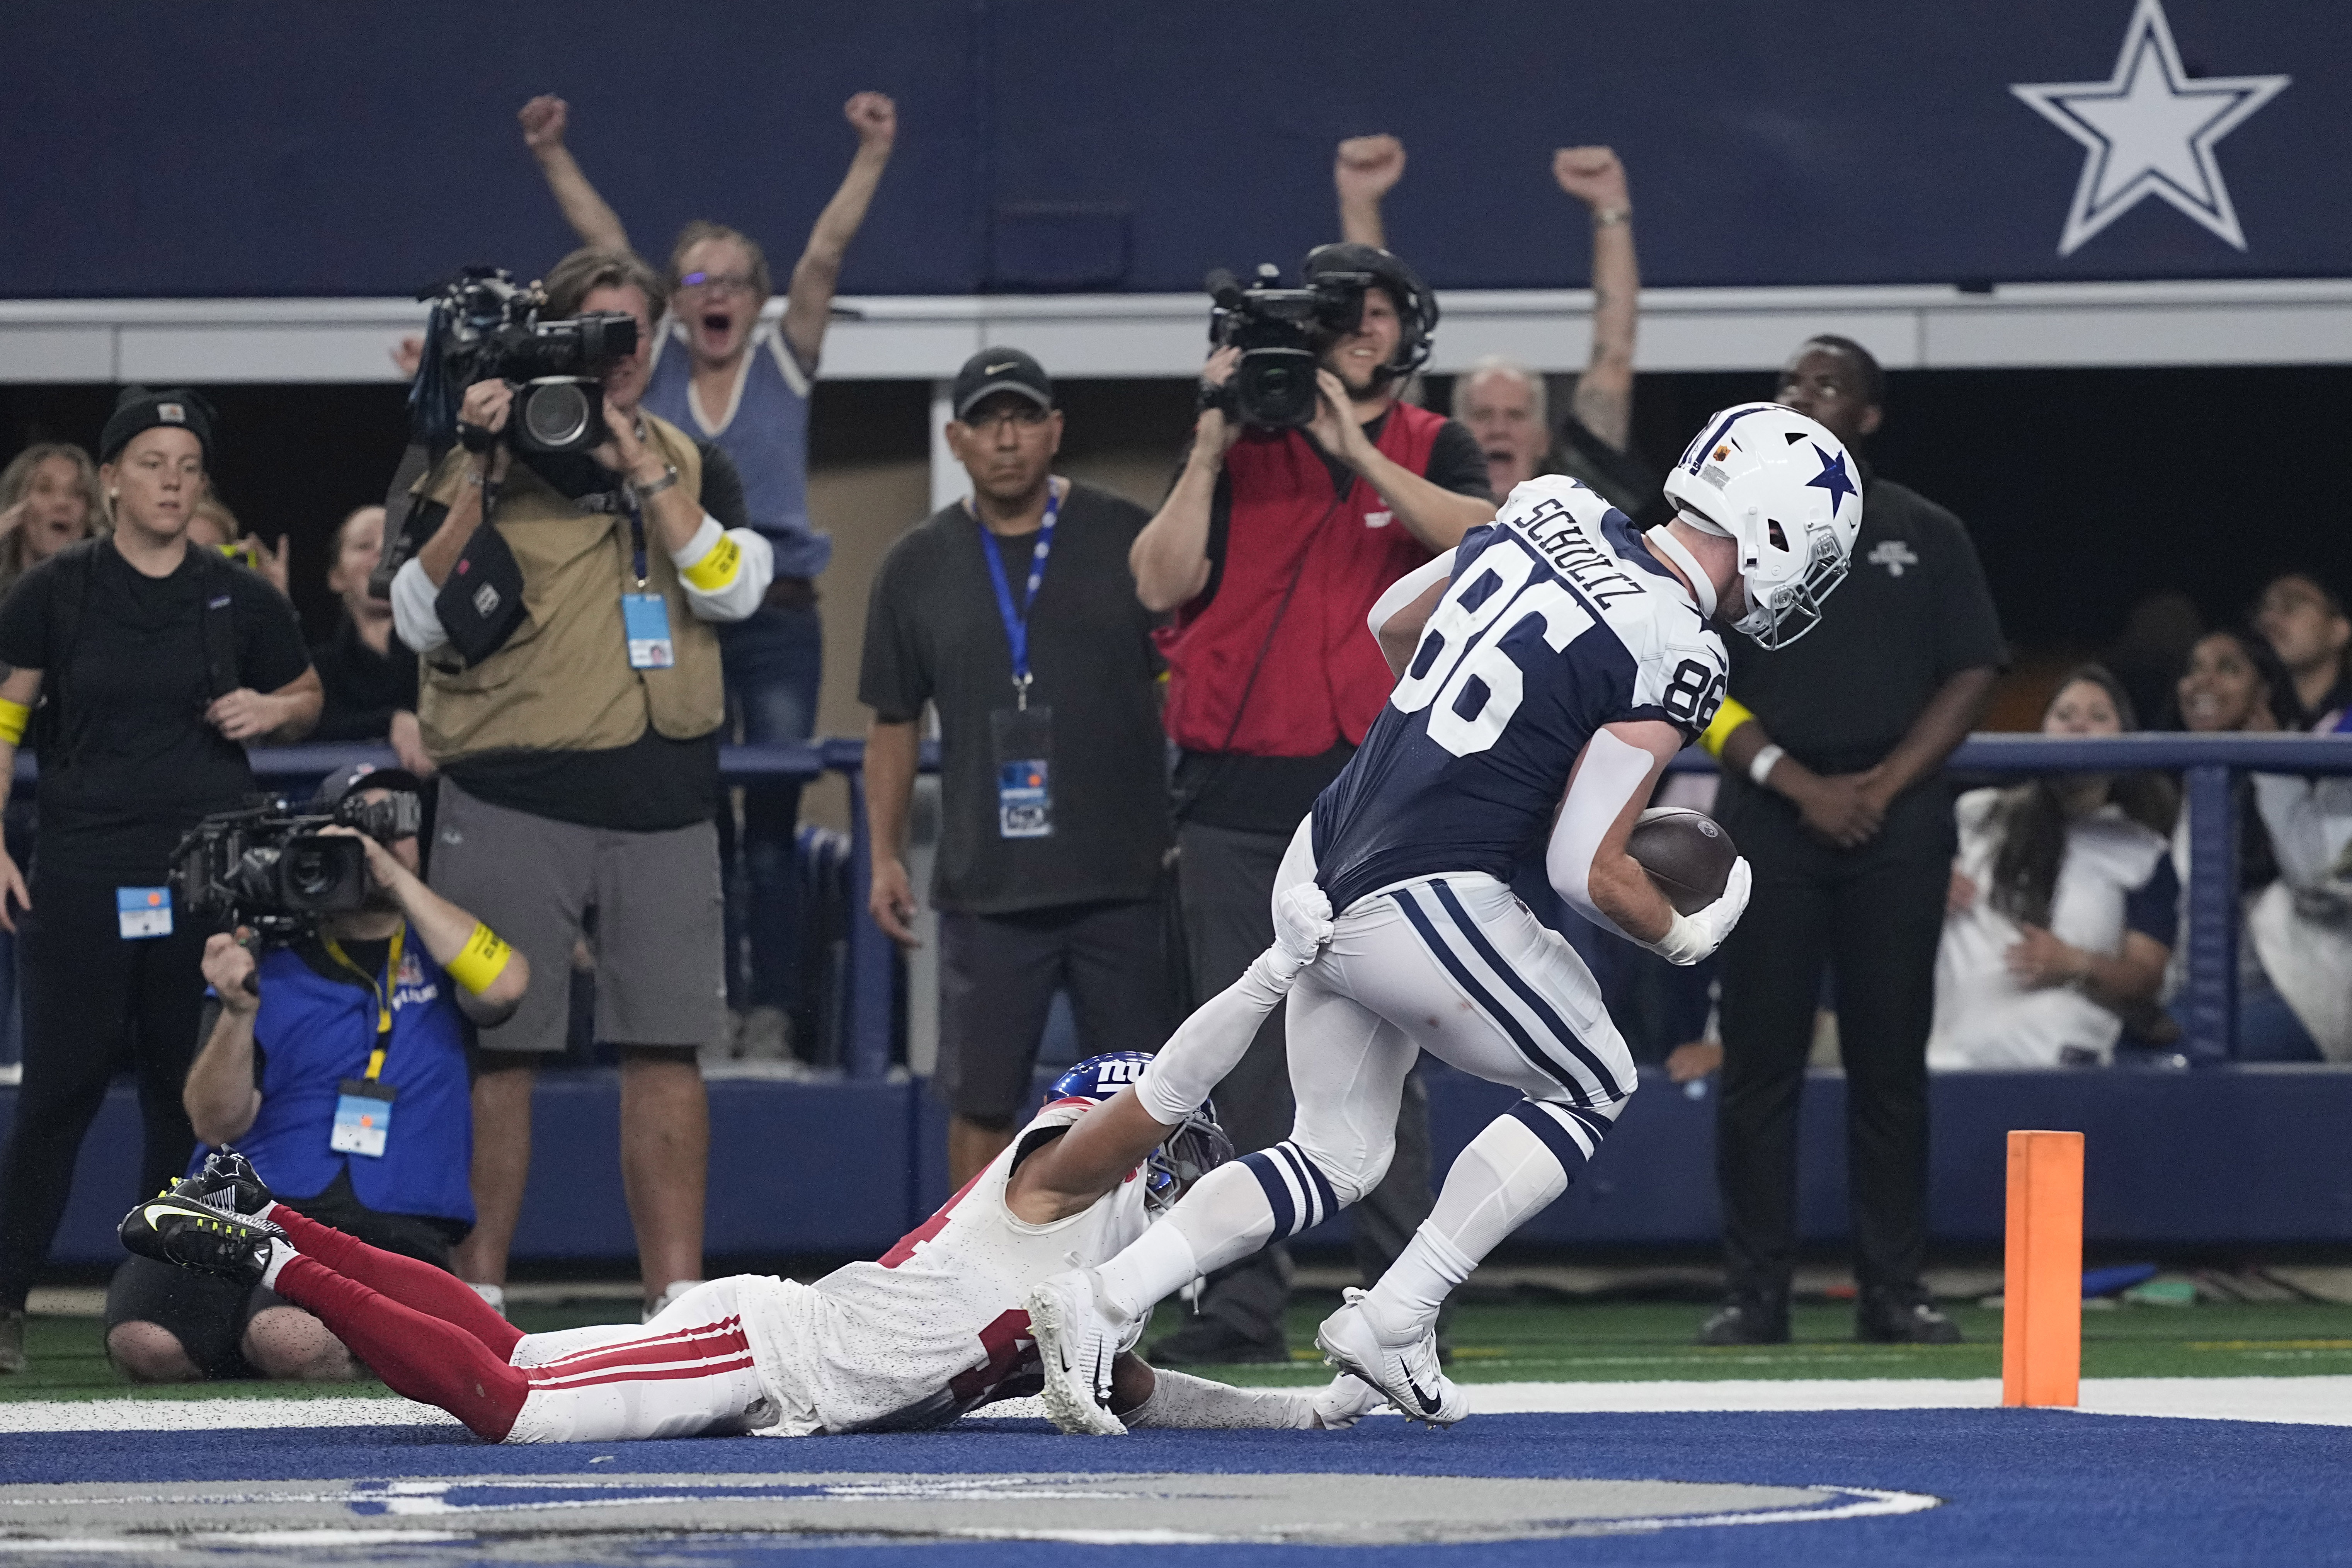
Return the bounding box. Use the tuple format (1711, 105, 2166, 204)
(860, 348, 1175, 1185)
(104, 761, 529, 1384)
(0, 385, 319, 1373)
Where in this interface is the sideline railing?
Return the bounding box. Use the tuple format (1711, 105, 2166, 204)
(17, 731, 2350, 1076)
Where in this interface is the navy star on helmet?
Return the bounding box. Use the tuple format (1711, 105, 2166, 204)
(1663, 402, 1865, 649)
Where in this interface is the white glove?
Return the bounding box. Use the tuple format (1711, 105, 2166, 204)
(1309, 1372, 1387, 1430)
(1271, 882, 1334, 973)
(1641, 856, 1751, 967)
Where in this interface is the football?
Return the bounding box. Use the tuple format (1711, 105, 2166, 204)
(1627, 806, 1738, 915)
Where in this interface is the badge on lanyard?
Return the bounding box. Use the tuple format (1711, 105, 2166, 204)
(325, 930, 403, 1159)
(621, 493, 675, 669)
(331, 1079, 397, 1158)
(623, 593, 675, 668)
(117, 887, 172, 940)
(979, 483, 1061, 838)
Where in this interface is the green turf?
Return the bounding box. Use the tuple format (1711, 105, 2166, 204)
(6, 1294, 2348, 1401)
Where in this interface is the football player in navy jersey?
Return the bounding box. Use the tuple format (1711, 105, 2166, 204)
(1029, 404, 1863, 1433)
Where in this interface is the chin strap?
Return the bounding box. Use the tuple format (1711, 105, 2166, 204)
(1647, 525, 1719, 620)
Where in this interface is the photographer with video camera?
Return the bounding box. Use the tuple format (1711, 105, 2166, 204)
(0, 389, 320, 1372)
(104, 763, 528, 1383)
(386, 247, 772, 1321)
(1126, 245, 1491, 1365)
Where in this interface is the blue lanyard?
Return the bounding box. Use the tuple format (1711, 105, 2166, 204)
(976, 484, 1060, 710)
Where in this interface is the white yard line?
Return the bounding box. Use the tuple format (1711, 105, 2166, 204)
(1, 1377, 2344, 1435)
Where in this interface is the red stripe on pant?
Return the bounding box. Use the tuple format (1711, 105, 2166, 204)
(269, 1205, 522, 1361)
(528, 1355, 759, 1393)
(269, 1253, 528, 1441)
(525, 1318, 750, 1381)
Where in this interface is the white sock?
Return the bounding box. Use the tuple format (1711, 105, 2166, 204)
(470, 1282, 507, 1317)
(259, 1238, 299, 1293)
(1093, 1162, 1275, 1322)
(1363, 1112, 1575, 1330)
(1091, 1222, 1198, 1323)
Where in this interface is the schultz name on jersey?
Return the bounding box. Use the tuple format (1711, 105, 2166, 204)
(1312, 479, 1728, 914)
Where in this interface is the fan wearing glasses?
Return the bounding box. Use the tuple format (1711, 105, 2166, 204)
(519, 89, 897, 1060)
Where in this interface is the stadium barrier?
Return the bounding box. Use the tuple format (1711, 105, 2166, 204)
(9, 732, 2350, 1263)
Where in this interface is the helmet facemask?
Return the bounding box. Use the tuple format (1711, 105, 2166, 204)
(1143, 1105, 1234, 1219)
(1734, 517, 1853, 649)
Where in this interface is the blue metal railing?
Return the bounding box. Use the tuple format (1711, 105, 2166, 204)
(17, 731, 2351, 1075)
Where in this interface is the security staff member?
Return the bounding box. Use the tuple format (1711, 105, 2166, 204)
(0, 388, 321, 1374)
(1128, 243, 1494, 1364)
(1697, 336, 2004, 1346)
(104, 764, 530, 1382)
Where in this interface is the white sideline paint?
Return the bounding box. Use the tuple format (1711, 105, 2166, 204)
(0, 1377, 2344, 1435)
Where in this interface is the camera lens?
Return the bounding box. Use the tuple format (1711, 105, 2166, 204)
(521, 381, 593, 449)
(286, 845, 337, 898)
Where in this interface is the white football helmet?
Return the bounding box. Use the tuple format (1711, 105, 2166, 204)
(1662, 402, 1864, 649)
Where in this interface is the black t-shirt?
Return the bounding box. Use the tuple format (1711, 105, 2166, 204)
(432, 440, 747, 833)
(1725, 472, 2007, 777)
(858, 479, 1170, 915)
(311, 614, 419, 744)
(0, 543, 312, 881)
(1176, 409, 1495, 835)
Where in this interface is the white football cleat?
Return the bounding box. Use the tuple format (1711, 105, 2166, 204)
(1026, 1270, 1128, 1437)
(1314, 1287, 1467, 1427)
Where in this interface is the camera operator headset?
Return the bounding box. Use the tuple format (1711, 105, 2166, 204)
(385, 248, 773, 1319)
(104, 764, 529, 1384)
(1124, 244, 1495, 1365)
(0, 388, 322, 1364)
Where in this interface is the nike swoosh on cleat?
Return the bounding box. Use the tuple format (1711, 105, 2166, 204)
(1406, 1374, 1440, 1413)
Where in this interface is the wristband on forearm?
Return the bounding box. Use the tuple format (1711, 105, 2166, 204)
(1748, 744, 1786, 788)
(446, 922, 514, 995)
(680, 529, 742, 591)
(1698, 696, 1752, 759)
(0, 699, 26, 747)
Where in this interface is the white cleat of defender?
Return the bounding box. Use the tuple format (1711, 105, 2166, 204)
(1315, 1287, 1468, 1427)
(1027, 1270, 1129, 1436)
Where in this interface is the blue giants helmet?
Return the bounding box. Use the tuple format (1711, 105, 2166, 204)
(1047, 1053, 1235, 1217)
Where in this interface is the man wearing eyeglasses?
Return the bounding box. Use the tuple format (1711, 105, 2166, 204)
(858, 350, 1175, 1187)
(521, 89, 897, 1060)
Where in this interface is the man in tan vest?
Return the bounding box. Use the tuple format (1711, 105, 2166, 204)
(390, 249, 774, 1321)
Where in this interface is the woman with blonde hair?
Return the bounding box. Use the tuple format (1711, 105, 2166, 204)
(0, 444, 105, 599)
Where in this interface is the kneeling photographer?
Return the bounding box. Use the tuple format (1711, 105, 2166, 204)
(106, 764, 529, 1383)
(1127, 245, 1493, 1365)
(383, 249, 772, 1319)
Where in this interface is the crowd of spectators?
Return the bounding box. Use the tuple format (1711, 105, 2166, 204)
(0, 116, 2345, 1381)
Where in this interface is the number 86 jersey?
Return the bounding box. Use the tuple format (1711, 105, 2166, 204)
(1311, 477, 1727, 915)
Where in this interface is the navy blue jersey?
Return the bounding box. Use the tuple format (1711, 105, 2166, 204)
(1312, 480, 1728, 913)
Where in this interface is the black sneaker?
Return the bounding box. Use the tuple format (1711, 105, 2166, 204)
(173, 1148, 274, 1217)
(1148, 1316, 1292, 1366)
(1857, 1291, 1963, 1344)
(119, 1193, 283, 1284)
(1697, 1296, 1790, 1345)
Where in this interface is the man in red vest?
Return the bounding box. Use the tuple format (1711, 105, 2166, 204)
(1129, 242, 1494, 1364)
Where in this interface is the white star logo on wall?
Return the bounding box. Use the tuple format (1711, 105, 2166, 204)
(2010, 0, 2288, 256)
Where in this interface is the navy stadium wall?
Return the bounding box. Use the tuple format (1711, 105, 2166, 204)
(18, 1062, 2351, 1266)
(2, 1, 2342, 299)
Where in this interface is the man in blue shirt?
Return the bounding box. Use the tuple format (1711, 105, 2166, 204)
(518, 89, 897, 1056)
(103, 764, 529, 1382)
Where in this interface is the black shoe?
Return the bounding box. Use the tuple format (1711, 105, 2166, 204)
(1697, 1296, 1790, 1345)
(173, 1147, 274, 1217)
(1857, 1290, 1964, 1344)
(119, 1193, 284, 1284)
(1147, 1316, 1292, 1366)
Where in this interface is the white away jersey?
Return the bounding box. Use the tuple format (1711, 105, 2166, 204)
(740, 1095, 1154, 1435)
(1313, 477, 1728, 912)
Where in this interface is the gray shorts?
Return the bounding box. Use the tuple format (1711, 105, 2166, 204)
(430, 778, 727, 1055)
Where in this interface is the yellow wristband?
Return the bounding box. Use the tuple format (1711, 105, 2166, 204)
(446, 922, 514, 996)
(680, 532, 742, 592)
(1698, 696, 1754, 759)
(0, 699, 25, 748)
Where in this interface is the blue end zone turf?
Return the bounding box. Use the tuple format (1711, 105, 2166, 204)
(6, 1410, 2347, 1565)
